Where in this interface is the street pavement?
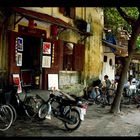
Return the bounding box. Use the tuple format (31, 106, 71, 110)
(1, 89, 140, 137)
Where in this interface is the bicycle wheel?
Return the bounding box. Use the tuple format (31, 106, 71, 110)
(24, 96, 37, 118)
(0, 104, 13, 131)
(7, 104, 17, 123)
(97, 95, 107, 106)
(95, 94, 102, 105)
(121, 96, 131, 105)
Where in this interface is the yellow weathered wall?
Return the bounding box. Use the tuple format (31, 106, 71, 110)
(81, 8, 104, 84)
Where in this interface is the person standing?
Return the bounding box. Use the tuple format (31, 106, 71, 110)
(103, 75, 112, 105)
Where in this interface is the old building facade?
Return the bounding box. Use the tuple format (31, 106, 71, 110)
(0, 7, 104, 94)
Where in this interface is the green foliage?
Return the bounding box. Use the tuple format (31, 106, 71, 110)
(104, 7, 138, 34)
(136, 36, 140, 50)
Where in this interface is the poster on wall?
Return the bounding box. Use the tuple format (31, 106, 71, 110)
(16, 52, 22, 66)
(42, 55, 51, 68)
(43, 42, 51, 54)
(16, 37, 23, 51)
(12, 74, 22, 93)
(48, 74, 58, 90)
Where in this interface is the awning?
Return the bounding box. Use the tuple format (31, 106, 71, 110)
(11, 7, 92, 38)
(132, 53, 140, 60)
(102, 39, 128, 57)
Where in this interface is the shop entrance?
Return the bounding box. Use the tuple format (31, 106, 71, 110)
(20, 35, 41, 89)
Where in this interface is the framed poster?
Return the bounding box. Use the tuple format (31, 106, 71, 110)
(48, 74, 59, 90)
(42, 55, 51, 68)
(16, 37, 23, 51)
(12, 74, 22, 93)
(43, 42, 51, 54)
(16, 52, 22, 66)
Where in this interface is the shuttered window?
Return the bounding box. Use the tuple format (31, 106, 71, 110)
(62, 42, 85, 71)
(59, 7, 75, 19)
(73, 44, 85, 71)
(48, 40, 85, 72)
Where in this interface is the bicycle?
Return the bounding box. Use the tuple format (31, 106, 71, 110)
(121, 87, 140, 105)
(9, 84, 38, 118)
(0, 104, 13, 131)
(88, 88, 116, 107)
(0, 88, 17, 123)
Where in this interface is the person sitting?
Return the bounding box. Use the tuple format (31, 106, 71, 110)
(89, 79, 102, 100)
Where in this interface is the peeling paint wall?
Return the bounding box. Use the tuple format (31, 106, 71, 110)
(82, 8, 104, 85)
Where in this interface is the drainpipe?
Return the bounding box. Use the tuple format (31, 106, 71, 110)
(82, 7, 84, 19)
(51, 7, 53, 16)
(84, 7, 86, 21)
(83, 7, 87, 87)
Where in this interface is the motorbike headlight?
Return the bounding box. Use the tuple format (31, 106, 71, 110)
(77, 101, 82, 105)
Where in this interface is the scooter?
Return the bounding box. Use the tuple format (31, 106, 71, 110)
(37, 89, 88, 131)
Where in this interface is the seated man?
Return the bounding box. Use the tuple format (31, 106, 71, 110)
(89, 79, 102, 100)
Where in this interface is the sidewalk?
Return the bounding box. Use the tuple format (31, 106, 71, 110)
(1, 90, 140, 136)
(19, 89, 50, 101)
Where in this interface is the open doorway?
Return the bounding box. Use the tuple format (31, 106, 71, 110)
(20, 35, 41, 89)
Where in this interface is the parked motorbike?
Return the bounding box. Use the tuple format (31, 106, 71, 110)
(38, 89, 88, 131)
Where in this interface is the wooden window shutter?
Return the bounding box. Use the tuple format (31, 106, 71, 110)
(8, 31, 21, 83)
(70, 7, 75, 19)
(59, 7, 65, 14)
(54, 40, 64, 70)
(73, 44, 85, 71)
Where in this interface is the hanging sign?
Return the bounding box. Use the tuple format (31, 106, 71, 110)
(16, 52, 22, 66)
(16, 37, 23, 51)
(43, 42, 51, 54)
(42, 56, 51, 68)
(12, 74, 22, 93)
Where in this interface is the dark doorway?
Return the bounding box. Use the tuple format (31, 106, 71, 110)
(21, 35, 41, 69)
(20, 35, 41, 89)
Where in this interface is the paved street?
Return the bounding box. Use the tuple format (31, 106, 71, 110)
(1, 90, 140, 137)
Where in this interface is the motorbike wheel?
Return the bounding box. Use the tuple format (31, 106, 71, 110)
(38, 103, 49, 120)
(64, 108, 81, 131)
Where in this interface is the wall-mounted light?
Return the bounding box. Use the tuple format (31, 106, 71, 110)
(66, 43, 74, 50)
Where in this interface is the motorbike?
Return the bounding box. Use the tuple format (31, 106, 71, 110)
(37, 89, 88, 131)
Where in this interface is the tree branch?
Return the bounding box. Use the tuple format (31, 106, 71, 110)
(136, 7, 140, 21)
(116, 7, 136, 26)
